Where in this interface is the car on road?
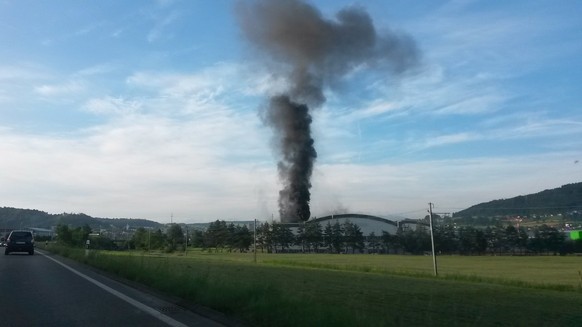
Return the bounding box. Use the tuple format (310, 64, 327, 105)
(5, 230, 35, 255)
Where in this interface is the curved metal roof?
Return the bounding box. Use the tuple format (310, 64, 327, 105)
(310, 213, 398, 227)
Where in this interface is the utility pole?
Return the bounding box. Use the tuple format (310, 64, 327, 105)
(428, 202, 438, 276)
(184, 226, 188, 254)
(148, 228, 151, 253)
(253, 219, 257, 264)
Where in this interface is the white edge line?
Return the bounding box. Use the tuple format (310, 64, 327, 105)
(39, 251, 189, 327)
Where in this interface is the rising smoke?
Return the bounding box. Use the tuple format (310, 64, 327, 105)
(236, 0, 420, 222)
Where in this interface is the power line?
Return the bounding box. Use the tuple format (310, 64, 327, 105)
(459, 205, 582, 211)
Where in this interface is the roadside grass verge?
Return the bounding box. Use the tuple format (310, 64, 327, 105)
(44, 245, 582, 326)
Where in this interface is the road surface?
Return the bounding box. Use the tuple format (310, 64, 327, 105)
(0, 249, 233, 327)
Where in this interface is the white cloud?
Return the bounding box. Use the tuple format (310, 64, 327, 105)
(75, 63, 117, 77)
(434, 93, 506, 115)
(423, 132, 477, 148)
(83, 96, 141, 115)
(0, 108, 273, 221)
(480, 114, 582, 143)
(340, 99, 399, 122)
(127, 63, 237, 96)
(34, 80, 85, 97)
(3, 116, 578, 221)
(0, 64, 51, 105)
(0, 62, 281, 221)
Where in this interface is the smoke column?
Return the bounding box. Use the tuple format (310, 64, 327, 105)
(236, 0, 420, 222)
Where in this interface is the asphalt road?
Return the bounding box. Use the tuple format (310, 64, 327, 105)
(0, 249, 230, 327)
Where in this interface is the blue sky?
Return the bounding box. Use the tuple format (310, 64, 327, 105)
(0, 0, 580, 223)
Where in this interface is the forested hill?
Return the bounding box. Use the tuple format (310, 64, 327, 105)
(0, 207, 162, 230)
(454, 182, 582, 218)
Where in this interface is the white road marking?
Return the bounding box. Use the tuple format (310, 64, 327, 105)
(39, 251, 189, 327)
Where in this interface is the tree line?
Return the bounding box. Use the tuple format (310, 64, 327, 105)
(388, 224, 578, 255)
(190, 220, 581, 255)
(55, 223, 186, 252)
(55, 220, 582, 255)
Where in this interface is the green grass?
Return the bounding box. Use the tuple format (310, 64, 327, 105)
(44, 245, 582, 326)
(174, 250, 582, 290)
(257, 253, 582, 289)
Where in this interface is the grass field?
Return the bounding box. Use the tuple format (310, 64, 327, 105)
(167, 250, 582, 289)
(46, 246, 582, 326)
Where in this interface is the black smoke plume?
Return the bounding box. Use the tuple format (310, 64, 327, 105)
(237, 0, 420, 222)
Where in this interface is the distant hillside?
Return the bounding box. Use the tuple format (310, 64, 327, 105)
(0, 207, 162, 230)
(454, 182, 582, 218)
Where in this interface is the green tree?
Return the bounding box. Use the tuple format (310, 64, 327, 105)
(381, 231, 400, 254)
(305, 222, 323, 252)
(150, 229, 165, 250)
(131, 227, 149, 250)
(89, 235, 117, 250)
(323, 222, 333, 252)
(533, 225, 566, 255)
(226, 223, 237, 252)
(56, 224, 73, 245)
(234, 225, 253, 252)
(398, 228, 430, 254)
(367, 232, 380, 253)
(272, 223, 294, 252)
(484, 226, 506, 254)
(166, 224, 184, 252)
(191, 229, 205, 248)
(458, 226, 486, 255)
(434, 224, 458, 254)
(204, 220, 229, 251)
(71, 224, 92, 247)
(257, 222, 273, 253)
(296, 223, 306, 252)
(343, 221, 365, 253)
(330, 221, 344, 253)
(505, 225, 520, 254)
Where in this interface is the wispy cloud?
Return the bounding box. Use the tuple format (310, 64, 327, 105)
(434, 93, 507, 115)
(2, 119, 578, 220)
(83, 96, 141, 116)
(127, 62, 238, 95)
(34, 80, 86, 97)
(0, 60, 279, 219)
(146, 11, 180, 43)
(423, 132, 477, 148)
(339, 99, 400, 122)
(0, 92, 272, 220)
(0, 64, 48, 81)
(75, 63, 117, 77)
(73, 22, 106, 37)
(0, 63, 51, 104)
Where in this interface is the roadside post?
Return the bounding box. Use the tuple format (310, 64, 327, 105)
(85, 239, 90, 257)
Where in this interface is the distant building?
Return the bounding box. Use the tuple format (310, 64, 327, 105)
(281, 213, 428, 236)
(27, 227, 54, 238)
(310, 214, 398, 235)
(185, 214, 428, 236)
